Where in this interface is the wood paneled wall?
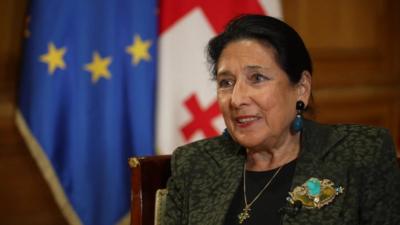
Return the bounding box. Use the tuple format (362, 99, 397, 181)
(0, 0, 399, 224)
(283, 0, 400, 150)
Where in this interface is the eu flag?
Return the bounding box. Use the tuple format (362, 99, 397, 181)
(17, 1, 157, 224)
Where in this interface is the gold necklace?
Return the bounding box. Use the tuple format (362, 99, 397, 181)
(238, 164, 283, 224)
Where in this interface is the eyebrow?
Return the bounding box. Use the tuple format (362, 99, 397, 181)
(216, 65, 267, 77)
(216, 70, 232, 78)
(244, 65, 265, 71)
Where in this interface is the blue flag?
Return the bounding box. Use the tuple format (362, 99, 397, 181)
(17, 1, 157, 224)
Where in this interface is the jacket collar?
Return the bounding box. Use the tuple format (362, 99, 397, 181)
(289, 119, 346, 193)
(203, 130, 245, 168)
(205, 120, 345, 168)
(300, 119, 345, 161)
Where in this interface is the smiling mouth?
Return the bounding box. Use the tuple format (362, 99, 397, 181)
(235, 116, 259, 127)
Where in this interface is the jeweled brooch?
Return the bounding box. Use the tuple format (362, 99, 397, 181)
(288, 177, 344, 209)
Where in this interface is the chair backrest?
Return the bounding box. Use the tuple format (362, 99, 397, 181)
(129, 155, 171, 225)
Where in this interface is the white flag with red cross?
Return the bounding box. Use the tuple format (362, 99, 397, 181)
(156, 0, 283, 154)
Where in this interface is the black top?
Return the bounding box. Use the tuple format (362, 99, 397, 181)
(223, 159, 297, 225)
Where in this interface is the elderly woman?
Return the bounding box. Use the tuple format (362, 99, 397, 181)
(163, 15, 400, 225)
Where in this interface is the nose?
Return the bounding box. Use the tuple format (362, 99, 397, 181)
(230, 80, 250, 108)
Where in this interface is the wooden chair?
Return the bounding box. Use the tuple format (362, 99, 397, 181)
(128, 155, 171, 225)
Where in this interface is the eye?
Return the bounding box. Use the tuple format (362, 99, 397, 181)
(217, 79, 234, 88)
(250, 73, 269, 83)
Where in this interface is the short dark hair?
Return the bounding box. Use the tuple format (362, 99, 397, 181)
(207, 14, 312, 84)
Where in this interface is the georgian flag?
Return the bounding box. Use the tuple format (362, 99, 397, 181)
(157, 0, 283, 154)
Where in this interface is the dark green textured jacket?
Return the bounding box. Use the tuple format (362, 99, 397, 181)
(163, 120, 400, 225)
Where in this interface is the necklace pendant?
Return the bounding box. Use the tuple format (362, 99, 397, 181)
(238, 206, 250, 224)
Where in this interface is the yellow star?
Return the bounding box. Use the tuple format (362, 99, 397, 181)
(40, 42, 67, 75)
(84, 52, 112, 83)
(126, 35, 152, 65)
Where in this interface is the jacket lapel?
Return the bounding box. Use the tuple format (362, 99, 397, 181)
(284, 120, 346, 225)
(292, 120, 345, 185)
(202, 135, 246, 225)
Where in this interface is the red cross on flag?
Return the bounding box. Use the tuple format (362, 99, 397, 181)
(156, 0, 283, 154)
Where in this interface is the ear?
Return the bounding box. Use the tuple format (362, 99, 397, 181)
(296, 71, 312, 106)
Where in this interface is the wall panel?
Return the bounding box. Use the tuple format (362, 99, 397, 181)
(283, 0, 400, 153)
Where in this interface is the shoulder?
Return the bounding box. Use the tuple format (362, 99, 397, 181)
(331, 123, 389, 139)
(319, 122, 395, 167)
(170, 135, 237, 169)
(170, 134, 244, 174)
(172, 135, 227, 159)
(304, 120, 396, 166)
(330, 123, 392, 153)
(308, 120, 391, 148)
(304, 120, 392, 150)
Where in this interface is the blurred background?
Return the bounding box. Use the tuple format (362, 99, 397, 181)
(0, 0, 399, 224)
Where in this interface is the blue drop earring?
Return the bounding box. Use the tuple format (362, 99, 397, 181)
(292, 100, 305, 133)
(222, 128, 232, 139)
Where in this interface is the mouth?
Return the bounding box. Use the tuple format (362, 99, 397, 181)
(235, 115, 260, 128)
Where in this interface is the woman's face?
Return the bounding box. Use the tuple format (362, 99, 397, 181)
(216, 39, 309, 150)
